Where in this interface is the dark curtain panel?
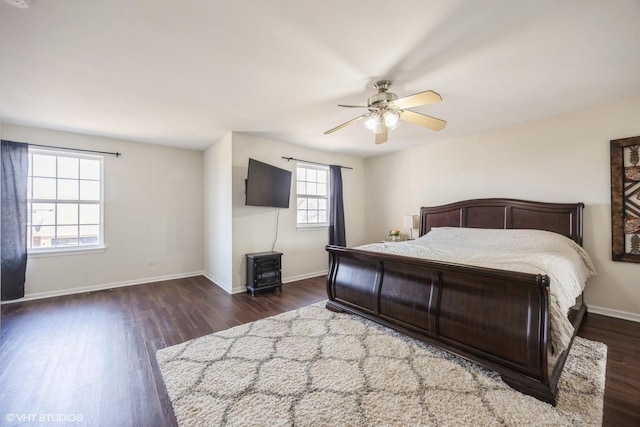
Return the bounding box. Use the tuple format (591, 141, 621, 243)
(328, 165, 346, 247)
(1, 140, 29, 300)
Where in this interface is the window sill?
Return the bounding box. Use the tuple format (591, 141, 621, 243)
(296, 224, 328, 231)
(28, 245, 107, 258)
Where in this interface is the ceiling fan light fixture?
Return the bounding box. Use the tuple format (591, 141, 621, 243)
(364, 113, 382, 133)
(364, 108, 400, 134)
(325, 80, 446, 143)
(383, 110, 400, 129)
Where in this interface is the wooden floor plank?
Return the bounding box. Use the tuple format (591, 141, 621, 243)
(0, 275, 637, 426)
(578, 312, 640, 426)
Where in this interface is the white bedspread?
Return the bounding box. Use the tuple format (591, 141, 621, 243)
(357, 227, 597, 355)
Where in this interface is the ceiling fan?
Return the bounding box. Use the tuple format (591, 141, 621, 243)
(324, 80, 447, 144)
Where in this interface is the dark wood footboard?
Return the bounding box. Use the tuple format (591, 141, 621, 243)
(326, 245, 584, 405)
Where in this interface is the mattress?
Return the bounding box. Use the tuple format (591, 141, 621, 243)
(357, 227, 597, 355)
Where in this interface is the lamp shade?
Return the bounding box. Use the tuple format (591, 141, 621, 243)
(364, 114, 379, 132)
(383, 110, 400, 129)
(403, 215, 419, 229)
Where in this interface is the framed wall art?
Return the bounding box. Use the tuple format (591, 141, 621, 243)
(610, 135, 640, 263)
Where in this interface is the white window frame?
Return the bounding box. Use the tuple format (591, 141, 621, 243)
(27, 147, 105, 256)
(296, 162, 330, 229)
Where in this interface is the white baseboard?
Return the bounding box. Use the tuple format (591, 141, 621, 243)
(1, 269, 328, 302)
(230, 270, 328, 295)
(283, 270, 327, 284)
(7, 273, 637, 325)
(202, 272, 232, 293)
(588, 304, 640, 323)
(9, 273, 635, 324)
(1, 271, 205, 304)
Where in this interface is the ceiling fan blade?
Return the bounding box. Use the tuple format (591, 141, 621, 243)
(338, 104, 370, 108)
(392, 90, 442, 109)
(324, 114, 368, 135)
(375, 124, 388, 144)
(400, 110, 447, 131)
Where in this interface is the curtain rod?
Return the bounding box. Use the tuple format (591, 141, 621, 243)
(281, 157, 353, 170)
(29, 143, 122, 157)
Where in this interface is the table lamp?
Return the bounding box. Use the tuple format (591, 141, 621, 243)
(403, 215, 419, 240)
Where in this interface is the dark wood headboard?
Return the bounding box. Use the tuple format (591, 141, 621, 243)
(419, 198, 584, 245)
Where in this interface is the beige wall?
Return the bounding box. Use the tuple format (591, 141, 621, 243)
(4, 97, 639, 320)
(229, 133, 366, 293)
(1, 124, 204, 299)
(1, 125, 366, 299)
(203, 133, 233, 291)
(364, 97, 640, 320)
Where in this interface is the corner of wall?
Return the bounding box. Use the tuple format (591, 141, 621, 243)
(202, 271, 233, 294)
(203, 134, 234, 293)
(230, 133, 366, 291)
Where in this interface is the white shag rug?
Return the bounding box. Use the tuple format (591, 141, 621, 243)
(157, 302, 606, 427)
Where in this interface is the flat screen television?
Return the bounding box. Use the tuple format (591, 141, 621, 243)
(245, 158, 292, 208)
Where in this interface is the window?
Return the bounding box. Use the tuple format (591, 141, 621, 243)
(296, 163, 329, 227)
(27, 148, 104, 252)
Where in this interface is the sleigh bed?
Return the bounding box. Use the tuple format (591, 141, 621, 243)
(325, 198, 595, 405)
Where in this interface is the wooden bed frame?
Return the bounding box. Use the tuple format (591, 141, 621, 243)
(325, 198, 587, 405)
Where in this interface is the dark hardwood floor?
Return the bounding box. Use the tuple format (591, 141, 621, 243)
(578, 310, 640, 426)
(0, 276, 638, 426)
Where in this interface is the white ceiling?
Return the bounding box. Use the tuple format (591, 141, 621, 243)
(1, 0, 639, 157)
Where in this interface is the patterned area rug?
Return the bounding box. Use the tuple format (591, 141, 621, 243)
(157, 303, 606, 427)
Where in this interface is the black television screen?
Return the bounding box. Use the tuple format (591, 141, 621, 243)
(245, 158, 292, 208)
